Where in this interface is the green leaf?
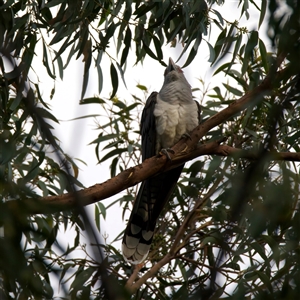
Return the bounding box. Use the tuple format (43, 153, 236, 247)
(64, 43, 76, 69)
(116, 62, 127, 88)
(110, 62, 119, 99)
(9, 94, 23, 111)
(242, 31, 258, 75)
(110, 157, 118, 178)
(213, 62, 232, 75)
(22, 33, 37, 76)
(10, 14, 28, 33)
(212, 9, 224, 26)
(251, 241, 269, 262)
(76, 25, 89, 60)
(245, 127, 259, 138)
(182, 47, 197, 68)
(245, 31, 258, 54)
(210, 27, 226, 65)
(35, 83, 50, 109)
(70, 268, 95, 291)
(18, 157, 41, 184)
(259, 0, 267, 29)
(90, 133, 119, 145)
(241, 0, 250, 19)
(79, 97, 106, 105)
(121, 26, 131, 67)
(35, 107, 59, 123)
(100, 22, 116, 50)
(50, 25, 74, 46)
(212, 19, 224, 31)
(42, 43, 55, 79)
(206, 41, 215, 63)
(96, 50, 103, 94)
(142, 40, 157, 60)
(44, 0, 64, 8)
(259, 39, 269, 73)
(97, 202, 106, 220)
(95, 205, 100, 231)
(257, 271, 273, 292)
(54, 50, 64, 79)
(65, 114, 101, 121)
(201, 236, 218, 246)
(53, 33, 72, 61)
(134, 3, 155, 19)
(221, 262, 240, 271)
(38, 180, 49, 197)
(226, 34, 242, 73)
(153, 35, 163, 61)
(136, 84, 147, 91)
(223, 83, 243, 96)
(244, 270, 259, 281)
(193, 31, 203, 52)
(0, 141, 16, 164)
(81, 39, 92, 100)
(99, 148, 127, 163)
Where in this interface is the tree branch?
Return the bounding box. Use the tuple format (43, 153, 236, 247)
(6, 137, 299, 214)
(127, 253, 173, 294)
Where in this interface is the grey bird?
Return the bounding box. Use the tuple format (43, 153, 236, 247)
(122, 58, 201, 264)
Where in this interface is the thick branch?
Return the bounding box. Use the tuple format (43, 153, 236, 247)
(128, 254, 173, 294)
(210, 145, 300, 161)
(5, 140, 299, 214)
(4, 140, 223, 214)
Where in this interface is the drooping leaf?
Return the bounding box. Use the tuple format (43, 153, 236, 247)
(99, 148, 127, 163)
(110, 62, 119, 99)
(259, 0, 267, 29)
(81, 39, 92, 100)
(116, 62, 127, 89)
(120, 26, 131, 67)
(259, 38, 269, 73)
(96, 50, 103, 94)
(42, 43, 55, 79)
(242, 30, 258, 75)
(207, 41, 215, 63)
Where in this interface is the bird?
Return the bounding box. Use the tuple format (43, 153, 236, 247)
(122, 58, 201, 264)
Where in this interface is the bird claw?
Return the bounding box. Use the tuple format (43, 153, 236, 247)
(181, 133, 192, 140)
(160, 148, 175, 160)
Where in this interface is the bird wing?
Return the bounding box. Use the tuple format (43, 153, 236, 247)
(195, 100, 202, 124)
(122, 93, 201, 264)
(140, 92, 158, 161)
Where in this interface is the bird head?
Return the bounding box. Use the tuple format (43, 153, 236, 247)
(162, 58, 191, 88)
(164, 57, 183, 76)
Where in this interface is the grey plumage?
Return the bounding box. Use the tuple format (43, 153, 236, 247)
(122, 58, 201, 264)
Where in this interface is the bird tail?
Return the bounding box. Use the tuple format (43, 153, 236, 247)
(122, 165, 184, 264)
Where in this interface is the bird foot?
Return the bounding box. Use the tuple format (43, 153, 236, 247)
(160, 148, 175, 160)
(181, 133, 192, 140)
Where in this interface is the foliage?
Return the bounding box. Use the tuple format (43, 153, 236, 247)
(0, 0, 300, 299)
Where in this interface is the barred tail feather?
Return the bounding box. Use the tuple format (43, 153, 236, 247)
(122, 166, 184, 264)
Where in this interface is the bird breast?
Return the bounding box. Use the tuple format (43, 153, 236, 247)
(153, 95, 199, 153)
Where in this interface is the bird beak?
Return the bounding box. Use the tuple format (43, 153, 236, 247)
(166, 57, 177, 73)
